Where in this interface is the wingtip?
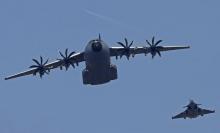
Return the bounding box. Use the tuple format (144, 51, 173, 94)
(4, 76, 14, 80)
(183, 45, 190, 49)
(4, 77, 9, 80)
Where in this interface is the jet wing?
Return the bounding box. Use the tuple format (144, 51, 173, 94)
(172, 111, 187, 119)
(201, 109, 215, 115)
(110, 45, 190, 59)
(5, 52, 85, 80)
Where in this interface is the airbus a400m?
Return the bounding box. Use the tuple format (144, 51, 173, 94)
(5, 35, 190, 85)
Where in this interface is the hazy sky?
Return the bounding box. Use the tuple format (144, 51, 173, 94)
(0, 0, 219, 133)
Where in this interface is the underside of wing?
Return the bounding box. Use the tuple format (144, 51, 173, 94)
(5, 51, 84, 80)
(156, 46, 190, 52)
(172, 111, 187, 119)
(110, 45, 190, 59)
(110, 37, 190, 59)
(110, 46, 146, 59)
(202, 109, 215, 115)
(5, 69, 38, 80)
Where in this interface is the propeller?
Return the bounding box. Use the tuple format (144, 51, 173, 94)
(29, 56, 50, 78)
(117, 38, 134, 60)
(57, 48, 78, 71)
(146, 36, 163, 58)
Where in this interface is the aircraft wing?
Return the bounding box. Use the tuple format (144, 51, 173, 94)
(172, 111, 187, 119)
(5, 52, 85, 80)
(201, 109, 215, 115)
(110, 45, 190, 59)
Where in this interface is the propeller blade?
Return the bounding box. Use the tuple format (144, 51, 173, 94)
(40, 56, 43, 65)
(152, 36, 155, 44)
(32, 59, 41, 66)
(29, 65, 39, 68)
(59, 51, 65, 59)
(126, 55, 130, 60)
(33, 70, 37, 76)
(43, 59, 49, 65)
(68, 51, 75, 58)
(65, 49, 68, 58)
(155, 40, 162, 46)
(129, 41, 134, 47)
(76, 61, 79, 66)
(45, 71, 49, 75)
(65, 65, 69, 71)
(71, 63, 75, 68)
(117, 42, 126, 48)
(146, 40, 152, 47)
(157, 50, 161, 57)
(120, 51, 125, 59)
(125, 38, 128, 47)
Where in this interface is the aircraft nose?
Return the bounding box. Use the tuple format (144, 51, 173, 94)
(92, 41, 102, 52)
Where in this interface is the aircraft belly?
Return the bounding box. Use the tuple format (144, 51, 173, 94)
(84, 61, 110, 85)
(83, 55, 112, 85)
(187, 110, 198, 118)
(90, 67, 110, 84)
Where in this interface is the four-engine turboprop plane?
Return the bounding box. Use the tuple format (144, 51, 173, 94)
(172, 100, 215, 119)
(5, 35, 190, 85)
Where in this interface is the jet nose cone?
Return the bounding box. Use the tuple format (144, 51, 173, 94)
(92, 41, 103, 52)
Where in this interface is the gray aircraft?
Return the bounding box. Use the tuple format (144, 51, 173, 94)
(172, 100, 215, 119)
(5, 35, 189, 85)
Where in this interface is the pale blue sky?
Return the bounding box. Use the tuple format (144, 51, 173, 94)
(0, 0, 219, 133)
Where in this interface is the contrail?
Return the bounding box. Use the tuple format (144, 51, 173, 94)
(83, 9, 140, 32)
(84, 9, 122, 25)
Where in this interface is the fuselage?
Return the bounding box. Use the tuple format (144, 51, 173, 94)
(185, 105, 202, 118)
(82, 39, 117, 85)
(186, 109, 199, 118)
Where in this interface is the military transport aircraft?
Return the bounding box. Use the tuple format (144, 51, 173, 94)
(5, 35, 190, 85)
(172, 100, 215, 119)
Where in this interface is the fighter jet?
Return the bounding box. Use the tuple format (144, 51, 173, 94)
(5, 35, 190, 85)
(172, 100, 215, 119)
